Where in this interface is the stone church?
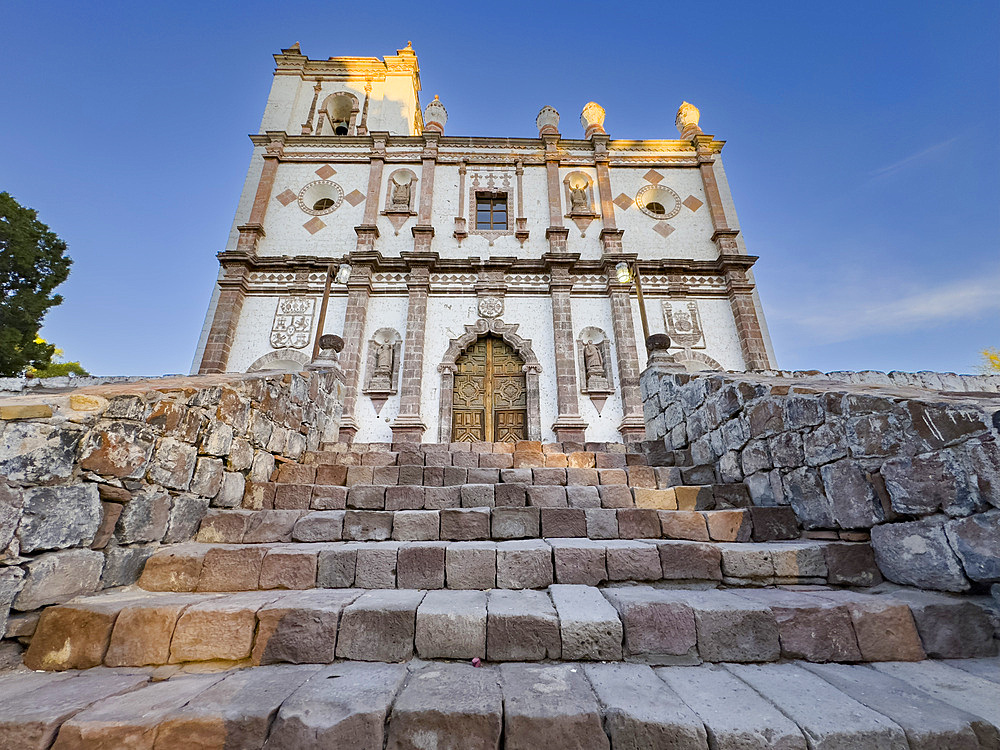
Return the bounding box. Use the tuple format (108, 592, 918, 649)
(193, 43, 776, 444)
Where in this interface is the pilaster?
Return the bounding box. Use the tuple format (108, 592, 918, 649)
(337, 264, 373, 441)
(604, 261, 646, 441)
(546, 256, 588, 442)
(391, 258, 435, 441)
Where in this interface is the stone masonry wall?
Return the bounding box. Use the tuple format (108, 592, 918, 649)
(0, 369, 344, 639)
(640, 367, 1000, 594)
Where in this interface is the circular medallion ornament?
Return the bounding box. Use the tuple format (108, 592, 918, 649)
(298, 180, 345, 215)
(478, 296, 504, 318)
(635, 184, 682, 220)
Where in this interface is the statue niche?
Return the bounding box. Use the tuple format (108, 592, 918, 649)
(382, 169, 418, 235)
(364, 328, 402, 413)
(577, 326, 614, 411)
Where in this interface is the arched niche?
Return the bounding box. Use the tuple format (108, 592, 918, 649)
(247, 348, 310, 372)
(437, 318, 542, 443)
(319, 92, 360, 135)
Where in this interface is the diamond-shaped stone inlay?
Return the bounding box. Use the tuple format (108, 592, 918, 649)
(613, 193, 633, 210)
(652, 222, 675, 238)
(315, 165, 336, 179)
(643, 169, 664, 185)
(344, 189, 366, 207)
(303, 217, 326, 234)
(275, 189, 296, 206)
(683, 195, 703, 212)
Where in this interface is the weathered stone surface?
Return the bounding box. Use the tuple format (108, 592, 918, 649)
(492, 506, 539, 538)
(655, 540, 722, 580)
(871, 515, 970, 592)
(688, 589, 780, 662)
(803, 419, 849, 466)
(444, 541, 496, 589)
(0, 670, 149, 750)
(820, 458, 884, 529)
(336, 589, 424, 661)
(385, 663, 502, 750)
(0, 481, 23, 553)
(585, 663, 708, 750)
(704, 509, 752, 541)
(317, 545, 357, 588)
(0, 421, 83, 484)
(53, 672, 223, 747)
(602, 587, 697, 663)
(259, 547, 318, 590)
(783, 466, 835, 529)
(197, 545, 267, 591)
(16, 484, 101, 553)
(343, 509, 392, 541)
(884, 589, 996, 658)
(823, 541, 881, 586)
(604, 539, 661, 580)
(945, 509, 1000, 583)
(14, 548, 104, 610)
(749, 505, 800, 540)
(253, 589, 359, 665)
(804, 662, 985, 750)
(496, 540, 552, 589)
(540, 507, 586, 537)
(550, 584, 622, 660)
(137, 544, 206, 592)
(267, 662, 408, 749)
(154, 664, 318, 748)
(163, 494, 209, 543)
(500, 663, 609, 750)
(881, 451, 975, 517)
(115, 489, 171, 544)
(78, 421, 155, 479)
(292, 510, 344, 542)
(415, 589, 487, 659)
(196, 509, 251, 543)
(486, 589, 560, 660)
(584, 508, 618, 539)
(105, 593, 207, 667)
(353, 542, 400, 588)
(658, 664, 806, 749)
(190, 456, 224, 498)
(170, 591, 279, 662)
(101, 543, 156, 587)
(811, 590, 926, 661)
(440, 507, 490, 540)
(397, 542, 445, 589)
(550, 538, 607, 585)
(0, 567, 24, 637)
(148, 437, 198, 490)
(729, 662, 908, 748)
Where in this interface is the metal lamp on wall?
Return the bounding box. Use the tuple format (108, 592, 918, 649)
(614, 261, 651, 351)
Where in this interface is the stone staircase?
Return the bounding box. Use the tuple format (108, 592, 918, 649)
(3, 440, 999, 748)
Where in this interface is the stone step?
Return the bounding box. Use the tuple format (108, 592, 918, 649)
(197, 505, 804, 546)
(138, 538, 878, 592)
(3, 659, 996, 749)
(23, 585, 995, 671)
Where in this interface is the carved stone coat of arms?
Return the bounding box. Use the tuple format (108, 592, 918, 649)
(270, 297, 315, 349)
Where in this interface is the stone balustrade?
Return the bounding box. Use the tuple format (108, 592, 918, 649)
(640, 366, 1000, 594)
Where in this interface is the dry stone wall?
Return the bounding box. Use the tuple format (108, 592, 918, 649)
(0, 370, 344, 637)
(640, 367, 1000, 594)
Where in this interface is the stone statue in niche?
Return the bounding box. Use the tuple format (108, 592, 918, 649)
(578, 327, 612, 394)
(391, 178, 411, 210)
(569, 184, 588, 213)
(364, 328, 402, 404)
(584, 341, 604, 383)
(373, 340, 394, 383)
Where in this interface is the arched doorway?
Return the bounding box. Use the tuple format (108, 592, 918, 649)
(452, 335, 527, 442)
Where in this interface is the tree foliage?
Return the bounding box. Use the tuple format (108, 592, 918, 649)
(0, 192, 72, 376)
(979, 348, 1000, 374)
(25, 338, 89, 378)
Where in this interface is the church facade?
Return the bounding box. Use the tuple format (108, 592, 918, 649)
(192, 43, 776, 444)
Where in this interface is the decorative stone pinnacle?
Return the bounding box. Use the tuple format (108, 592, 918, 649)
(580, 102, 606, 138)
(645, 333, 686, 372)
(675, 101, 702, 138)
(424, 95, 447, 134)
(536, 105, 560, 136)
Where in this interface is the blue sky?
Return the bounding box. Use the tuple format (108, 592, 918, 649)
(2, 0, 997, 376)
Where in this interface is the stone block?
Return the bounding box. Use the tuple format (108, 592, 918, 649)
(336, 589, 425, 661)
(347, 484, 386, 510)
(310, 485, 347, 510)
(373, 465, 401, 485)
(101, 543, 156, 588)
(424, 485, 461, 509)
(500, 468, 532, 484)
(138, 545, 206, 592)
(718, 543, 773, 579)
(872, 515, 969, 592)
(599, 468, 628, 485)
(823, 541, 882, 586)
(191, 457, 225, 497)
(526, 485, 567, 508)
(354, 542, 400, 588)
(566, 467, 599, 486)
(599, 484, 633, 508)
(486, 589, 560, 660)
(468, 468, 500, 484)
(633, 487, 678, 510)
(149, 436, 198, 490)
(343, 509, 393, 541)
(315, 464, 347, 485)
(565, 485, 601, 508)
(415, 590, 487, 659)
(197, 509, 250, 543)
(385, 485, 424, 511)
(658, 510, 709, 540)
(568, 451, 596, 468)
(500, 663, 608, 750)
(704, 509, 752, 541)
(532, 468, 567, 486)
(77, 421, 153, 479)
(452, 450, 479, 468)
(274, 484, 312, 510)
(198, 545, 267, 591)
(440, 507, 490, 540)
(688, 590, 780, 662)
(886, 589, 996, 658)
(244, 509, 304, 543)
(540, 507, 586, 537)
(626, 465, 657, 489)
(105, 593, 206, 667)
(397, 542, 446, 589)
(441, 466, 468, 485)
(317, 545, 357, 588)
(445, 541, 496, 589)
(550, 584, 622, 660)
(603, 587, 697, 662)
(653, 466, 683, 489)
(513, 451, 545, 468)
(945, 510, 1000, 583)
(14, 548, 103, 611)
(345, 465, 374, 486)
(550, 538, 607, 585)
(17, 484, 102, 553)
(461, 483, 495, 508)
(163, 494, 210, 543)
(492, 506, 539, 539)
(605, 540, 662, 580)
(170, 591, 279, 662)
(253, 589, 360, 664)
(391, 509, 439, 540)
(617, 508, 661, 538)
(749, 505, 799, 540)
(655, 540, 722, 581)
(292, 510, 344, 542)
(585, 508, 618, 539)
(494, 483, 527, 507)
(809, 590, 926, 662)
(241, 479, 274, 510)
(266, 662, 407, 749)
(259, 547, 318, 589)
(496, 540, 553, 589)
(479, 452, 513, 469)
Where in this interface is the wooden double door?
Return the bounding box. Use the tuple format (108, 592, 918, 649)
(452, 336, 527, 443)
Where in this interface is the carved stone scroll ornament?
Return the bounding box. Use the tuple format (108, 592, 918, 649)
(270, 297, 315, 349)
(577, 326, 614, 412)
(364, 328, 402, 413)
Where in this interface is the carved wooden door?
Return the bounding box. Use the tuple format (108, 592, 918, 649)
(452, 336, 527, 443)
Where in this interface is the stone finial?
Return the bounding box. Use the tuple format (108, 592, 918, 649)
(424, 95, 447, 134)
(580, 102, 606, 138)
(309, 333, 345, 374)
(645, 333, 686, 372)
(675, 101, 702, 138)
(536, 106, 560, 136)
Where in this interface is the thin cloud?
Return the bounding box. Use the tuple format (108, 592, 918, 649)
(869, 137, 959, 180)
(786, 271, 1000, 343)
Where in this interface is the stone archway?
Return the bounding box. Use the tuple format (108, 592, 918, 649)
(438, 318, 542, 442)
(676, 350, 724, 372)
(246, 348, 311, 372)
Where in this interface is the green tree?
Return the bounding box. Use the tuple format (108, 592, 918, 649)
(25, 338, 89, 378)
(0, 192, 73, 376)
